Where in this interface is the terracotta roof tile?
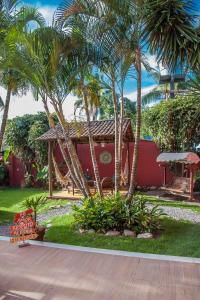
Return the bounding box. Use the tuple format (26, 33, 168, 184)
(37, 119, 134, 143)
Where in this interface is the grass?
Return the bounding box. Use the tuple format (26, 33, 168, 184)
(0, 187, 68, 225)
(1, 188, 200, 258)
(44, 215, 200, 258)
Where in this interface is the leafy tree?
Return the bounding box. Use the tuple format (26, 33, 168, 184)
(0, 0, 45, 150)
(5, 113, 51, 177)
(74, 89, 136, 120)
(143, 95, 200, 152)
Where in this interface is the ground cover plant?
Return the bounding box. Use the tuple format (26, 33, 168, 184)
(72, 194, 164, 234)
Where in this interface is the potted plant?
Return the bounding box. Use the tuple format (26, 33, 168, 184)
(23, 194, 47, 241)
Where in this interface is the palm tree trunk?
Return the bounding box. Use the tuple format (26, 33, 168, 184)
(118, 91, 124, 187)
(111, 72, 120, 194)
(0, 86, 12, 151)
(82, 80, 103, 197)
(53, 101, 91, 197)
(42, 98, 89, 197)
(127, 48, 142, 202)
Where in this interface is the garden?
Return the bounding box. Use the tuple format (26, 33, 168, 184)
(0, 0, 200, 262)
(1, 187, 200, 258)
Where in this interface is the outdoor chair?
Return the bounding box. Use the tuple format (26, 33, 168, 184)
(101, 177, 114, 194)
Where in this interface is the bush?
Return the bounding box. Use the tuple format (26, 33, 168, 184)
(0, 164, 9, 185)
(72, 194, 164, 234)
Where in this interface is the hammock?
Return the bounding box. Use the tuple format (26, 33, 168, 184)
(52, 155, 71, 187)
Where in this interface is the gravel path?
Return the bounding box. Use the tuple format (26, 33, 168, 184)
(158, 205, 200, 224)
(37, 201, 200, 225)
(37, 204, 73, 223)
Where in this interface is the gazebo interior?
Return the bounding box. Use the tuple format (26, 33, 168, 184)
(38, 119, 134, 199)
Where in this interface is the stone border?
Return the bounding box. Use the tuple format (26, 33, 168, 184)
(1, 235, 200, 264)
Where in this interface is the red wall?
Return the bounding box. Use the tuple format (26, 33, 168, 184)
(77, 140, 163, 187)
(8, 140, 164, 188)
(8, 155, 25, 187)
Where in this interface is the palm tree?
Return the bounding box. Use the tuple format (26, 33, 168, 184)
(55, 0, 198, 201)
(0, 0, 45, 150)
(0, 96, 4, 111)
(4, 27, 92, 197)
(55, 1, 135, 194)
(72, 72, 103, 196)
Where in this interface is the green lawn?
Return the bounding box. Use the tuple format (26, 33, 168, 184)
(44, 215, 200, 258)
(1, 188, 200, 258)
(0, 188, 68, 225)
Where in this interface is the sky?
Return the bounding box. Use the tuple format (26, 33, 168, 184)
(1, 0, 200, 120)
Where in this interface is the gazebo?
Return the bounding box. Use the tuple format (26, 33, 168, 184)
(38, 119, 134, 198)
(157, 152, 200, 200)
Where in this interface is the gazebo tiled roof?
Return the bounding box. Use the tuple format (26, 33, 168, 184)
(37, 118, 134, 144)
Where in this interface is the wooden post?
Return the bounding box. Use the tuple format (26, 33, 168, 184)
(189, 167, 194, 201)
(48, 141, 53, 197)
(127, 142, 131, 186)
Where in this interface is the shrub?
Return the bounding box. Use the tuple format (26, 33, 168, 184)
(0, 164, 8, 185)
(23, 194, 47, 222)
(72, 194, 164, 234)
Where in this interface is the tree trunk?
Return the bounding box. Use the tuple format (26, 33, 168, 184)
(0, 87, 12, 151)
(111, 71, 120, 194)
(82, 80, 103, 197)
(118, 90, 124, 188)
(127, 48, 142, 202)
(42, 98, 89, 197)
(53, 101, 91, 197)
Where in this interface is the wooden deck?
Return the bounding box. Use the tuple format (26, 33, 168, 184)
(50, 189, 127, 200)
(0, 240, 200, 300)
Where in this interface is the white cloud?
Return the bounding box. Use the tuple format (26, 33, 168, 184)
(125, 84, 157, 102)
(0, 87, 78, 121)
(145, 54, 168, 75)
(38, 5, 56, 25)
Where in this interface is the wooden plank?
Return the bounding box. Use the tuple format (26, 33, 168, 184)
(0, 241, 200, 300)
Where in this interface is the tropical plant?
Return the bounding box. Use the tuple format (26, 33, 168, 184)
(36, 165, 49, 188)
(55, 0, 198, 201)
(0, 96, 4, 111)
(143, 95, 200, 151)
(73, 194, 164, 233)
(5, 27, 93, 197)
(74, 90, 136, 121)
(23, 194, 47, 223)
(72, 72, 103, 196)
(0, 0, 45, 151)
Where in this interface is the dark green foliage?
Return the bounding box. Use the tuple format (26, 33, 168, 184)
(36, 165, 48, 188)
(98, 91, 136, 120)
(72, 194, 164, 233)
(4, 113, 55, 179)
(143, 95, 200, 151)
(0, 164, 8, 185)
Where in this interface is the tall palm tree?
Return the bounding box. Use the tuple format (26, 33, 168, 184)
(0, 0, 45, 150)
(55, 0, 198, 201)
(4, 27, 92, 197)
(55, 1, 135, 194)
(71, 71, 103, 196)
